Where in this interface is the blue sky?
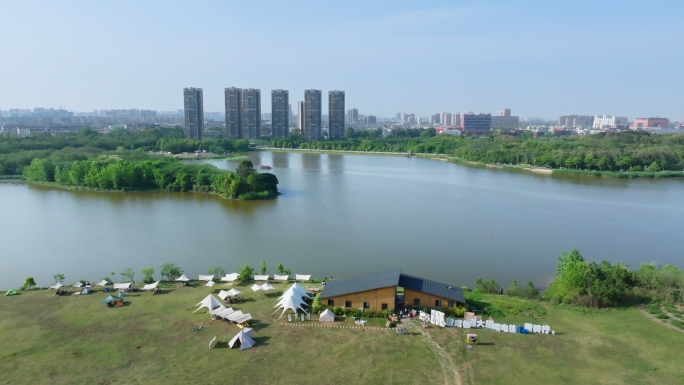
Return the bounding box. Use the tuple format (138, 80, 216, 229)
(0, 0, 682, 119)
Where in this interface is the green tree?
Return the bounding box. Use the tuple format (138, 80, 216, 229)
(141, 268, 155, 284)
(238, 264, 255, 282)
(236, 160, 255, 178)
(23, 277, 37, 290)
(23, 158, 56, 182)
(160, 262, 183, 281)
(260, 260, 267, 275)
(276, 263, 292, 275)
(121, 268, 135, 282)
(207, 267, 226, 278)
(53, 274, 65, 284)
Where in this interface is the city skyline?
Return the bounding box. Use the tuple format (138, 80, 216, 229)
(0, 1, 682, 119)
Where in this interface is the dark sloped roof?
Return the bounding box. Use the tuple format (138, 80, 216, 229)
(319, 270, 401, 299)
(399, 273, 465, 304)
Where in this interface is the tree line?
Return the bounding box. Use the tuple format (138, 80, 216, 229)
(475, 248, 684, 308)
(23, 157, 278, 199)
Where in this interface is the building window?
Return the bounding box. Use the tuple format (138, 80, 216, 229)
(327, 299, 334, 306)
(435, 300, 442, 307)
(382, 303, 388, 310)
(413, 298, 420, 306)
(363, 302, 370, 309)
(448, 301, 455, 308)
(345, 301, 352, 308)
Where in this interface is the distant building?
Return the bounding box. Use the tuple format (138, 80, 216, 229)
(241, 88, 261, 139)
(183, 87, 204, 140)
(593, 115, 628, 129)
(441, 112, 452, 126)
(347, 108, 359, 126)
(499, 108, 511, 117)
(632, 117, 669, 129)
(304, 90, 322, 141)
(225, 87, 242, 139)
(461, 113, 491, 132)
(491, 116, 520, 129)
(16, 127, 31, 137)
(328, 90, 345, 140)
(452, 113, 461, 128)
(558, 115, 593, 128)
(365, 115, 377, 125)
(430, 113, 440, 125)
(271, 89, 289, 138)
(297, 101, 305, 131)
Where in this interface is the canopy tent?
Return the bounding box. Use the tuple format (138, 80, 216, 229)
(205, 280, 215, 287)
(175, 275, 190, 282)
(101, 295, 123, 304)
(279, 283, 311, 299)
(233, 313, 252, 325)
(73, 282, 83, 288)
(250, 284, 262, 292)
(213, 307, 235, 319)
(273, 294, 309, 319)
(94, 280, 109, 286)
(48, 283, 63, 290)
(79, 287, 93, 295)
(253, 275, 270, 281)
(273, 274, 289, 281)
(319, 309, 335, 322)
(193, 294, 222, 313)
(5, 289, 17, 296)
(198, 275, 214, 281)
(209, 305, 227, 315)
(228, 330, 255, 350)
(261, 283, 275, 291)
(218, 290, 231, 300)
(113, 283, 132, 290)
(227, 288, 242, 296)
(225, 310, 244, 321)
(142, 281, 159, 291)
(295, 274, 311, 281)
(221, 273, 239, 282)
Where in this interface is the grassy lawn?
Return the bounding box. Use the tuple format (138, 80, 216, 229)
(2, 287, 684, 384)
(0, 282, 440, 385)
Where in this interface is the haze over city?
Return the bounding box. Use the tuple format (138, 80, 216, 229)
(1, 0, 682, 119)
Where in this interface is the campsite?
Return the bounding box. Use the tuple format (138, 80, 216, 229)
(1, 279, 684, 384)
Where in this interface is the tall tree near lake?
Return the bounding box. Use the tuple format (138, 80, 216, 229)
(121, 268, 135, 283)
(260, 260, 267, 275)
(141, 268, 155, 284)
(160, 263, 183, 282)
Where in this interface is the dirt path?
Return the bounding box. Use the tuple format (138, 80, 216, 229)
(403, 319, 462, 385)
(638, 308, 684, 333)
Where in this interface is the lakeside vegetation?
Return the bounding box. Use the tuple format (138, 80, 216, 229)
(269, 128, 684, 178)
(0, 127, 278, 199)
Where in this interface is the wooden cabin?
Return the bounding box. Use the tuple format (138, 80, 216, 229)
(318, 270, 465, 311)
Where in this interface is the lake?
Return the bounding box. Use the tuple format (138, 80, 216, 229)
(1, 151, 683, 290)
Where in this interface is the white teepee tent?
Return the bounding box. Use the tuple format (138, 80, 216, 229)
(193, 294, 222, 313)
(319, 309, 335, 322)
(273, 293, 309, 319)
(175, 275, 190, 282)
(228, 330, 255, 349)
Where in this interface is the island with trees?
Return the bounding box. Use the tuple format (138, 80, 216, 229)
(0, 127, 278, 200)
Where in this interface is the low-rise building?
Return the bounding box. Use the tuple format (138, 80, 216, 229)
(632, 117, 669, 129)
(318, 270, 465, 311)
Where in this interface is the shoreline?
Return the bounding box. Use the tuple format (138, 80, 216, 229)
(263, 148, 680, 179)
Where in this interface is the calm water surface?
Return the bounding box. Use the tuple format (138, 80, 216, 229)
(1, 151, 682, 290)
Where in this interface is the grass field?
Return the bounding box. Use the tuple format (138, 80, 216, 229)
(2, 284, 684, 385)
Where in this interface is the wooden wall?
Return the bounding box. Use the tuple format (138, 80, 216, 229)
(403, 288, 454, 308)
(323, 286, 396, 311)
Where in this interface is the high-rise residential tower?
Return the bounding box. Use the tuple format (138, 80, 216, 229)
(183, 87, 204, 140)
(225, 87, 242, 139)
(346, 108, 358, 126)
(297, 101, 305, 131)
(303, 90, 322, 141)
(241, 88, 261, 139)
(328, 90, 345, 140)
(271, 89, 289, 138)
(499, 108, 511, 117)
(441, 112, 452, 126)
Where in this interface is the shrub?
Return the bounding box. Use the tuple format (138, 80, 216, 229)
(237, 264, 255, 282)
(655, 313, 669, 319)
(141, 268, 155, 284)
